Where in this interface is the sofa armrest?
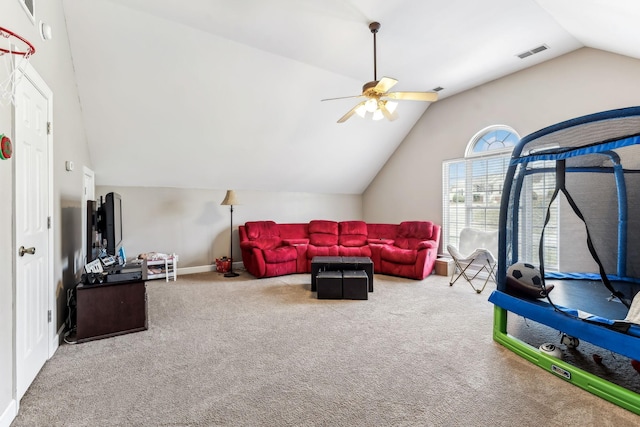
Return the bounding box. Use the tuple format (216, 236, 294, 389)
(240, 241, 261, 250)
(240, 237, 283, 251)
(282, 238, 309, 246)
(368, 238, 394, 245)
(416, 240, 437, 250)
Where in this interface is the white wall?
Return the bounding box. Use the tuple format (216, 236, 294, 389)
(0, 1, 90, 425)
(363, 48, 640, 251)
(96, 186, 363, 268)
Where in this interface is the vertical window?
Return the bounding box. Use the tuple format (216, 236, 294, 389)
(442, 126, 518, 250)
(442, 126, 559, 269)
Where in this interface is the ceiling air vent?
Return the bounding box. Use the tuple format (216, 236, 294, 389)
(517, 44, 548, 59)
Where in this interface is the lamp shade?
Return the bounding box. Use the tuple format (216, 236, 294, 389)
(355, 103, 367, 118)
(364, 98, 378, 112)
(220, 190, 238, 206)
(386, 101, 398, 113)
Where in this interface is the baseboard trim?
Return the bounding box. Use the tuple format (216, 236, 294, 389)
(177, 262, 245, 277)
(178, 261, 244, 277)
(178, 265, 216, 275)
(52, 323, 64, 354)
(0, 399, 17, 427)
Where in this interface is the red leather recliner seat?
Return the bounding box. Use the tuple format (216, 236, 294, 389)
(239, 221, 297, 278)
(380, 221, 440, 280)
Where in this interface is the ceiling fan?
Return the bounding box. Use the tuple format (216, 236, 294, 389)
(322, 21, 438, 123)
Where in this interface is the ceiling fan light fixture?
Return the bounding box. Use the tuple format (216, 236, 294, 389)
(365, 98, 378, 113)
(372, 109, 384, 121)
(385, 101, 398, 114)
(355, 104, 367, 118)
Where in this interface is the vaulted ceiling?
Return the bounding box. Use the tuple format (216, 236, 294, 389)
(61, 0, 640, 194)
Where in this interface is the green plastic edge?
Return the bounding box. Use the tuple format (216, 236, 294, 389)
(493, 306, 640, 415)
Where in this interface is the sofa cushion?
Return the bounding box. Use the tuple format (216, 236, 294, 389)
(307, 244, 340, 258)
(381, 246, 418, 264)
(394, 221, 434, 249)
(340, 245, 372, 257)
(263, 246, 298, 263)
(338, 221, 368, 247)
(309, 220, 338, 246)
(245, 221, 280, 240)
(366, 223, 398, 240)
(278, 223, 309, 240)
(309, 234, 337, 246)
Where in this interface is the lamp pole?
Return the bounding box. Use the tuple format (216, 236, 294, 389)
(220, 190, 240, 277)
(224, 203, 239, 277)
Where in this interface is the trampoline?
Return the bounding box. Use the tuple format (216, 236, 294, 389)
(488, 106, 640, 414)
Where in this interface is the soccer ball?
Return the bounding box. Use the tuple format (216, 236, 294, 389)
(506, 262, 553, 298)
(560, 333, 580, 349)
(508, 262, 542, 286)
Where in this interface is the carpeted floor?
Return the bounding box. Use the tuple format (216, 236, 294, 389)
(11, 271, 640, 426)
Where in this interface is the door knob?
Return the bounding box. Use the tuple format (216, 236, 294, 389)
(19, 246, 36, 256)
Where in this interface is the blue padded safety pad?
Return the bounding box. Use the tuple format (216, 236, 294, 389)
(545, 271, 640, 284)
(489, 290, 640, 361)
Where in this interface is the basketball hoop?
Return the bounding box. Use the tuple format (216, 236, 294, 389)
(0, 26, 36, 106)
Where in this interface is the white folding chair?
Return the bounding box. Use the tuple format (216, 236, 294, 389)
(447, 228, 498, 294)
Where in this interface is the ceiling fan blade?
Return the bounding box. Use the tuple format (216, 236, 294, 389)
(337, 101, 366, 123)
(374, 77, 398, 93)
(386, 91, 438, 102)
(321, 95, 364, 102)
(379, 101, 398, 121)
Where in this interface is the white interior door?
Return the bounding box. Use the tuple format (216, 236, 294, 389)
(14, 64, 53, 400)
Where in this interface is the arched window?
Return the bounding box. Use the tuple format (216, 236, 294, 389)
(466, 125, 519, 157)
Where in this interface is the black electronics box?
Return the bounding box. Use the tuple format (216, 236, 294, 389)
(104, 269, 143, 283)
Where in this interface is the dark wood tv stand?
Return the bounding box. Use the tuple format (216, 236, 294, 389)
(75, 279, 148, 343)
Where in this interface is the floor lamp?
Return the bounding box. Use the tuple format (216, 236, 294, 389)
(221, 190, 240, 277)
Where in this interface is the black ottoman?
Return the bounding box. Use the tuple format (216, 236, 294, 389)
(317, 271, 343, 299)
(341, 257, 374, 292)
(342, 270, 368, 300)
(311, 256, 343, 291)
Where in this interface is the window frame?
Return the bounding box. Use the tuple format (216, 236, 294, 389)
(442, 125, 518, 251)
(442, 125, 559, 269)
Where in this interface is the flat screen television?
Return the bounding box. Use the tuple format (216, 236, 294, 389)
(99, 192, 123, 256)
(86, 200, 100, 263)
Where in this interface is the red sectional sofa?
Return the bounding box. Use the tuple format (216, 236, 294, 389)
(238, 220, 441, 280)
